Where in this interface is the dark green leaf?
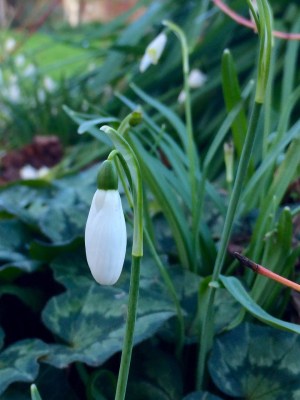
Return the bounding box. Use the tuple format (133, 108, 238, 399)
(127, 345, 182, 400)
(0, 339, 49, 395)
(42, 252, 176, 368)
(88, 369, 117, 400)
(221, 275, 300, 334)
(183, 392, 223, 400)
(209, 323, 300, 399)
(0, 327, 4, 350)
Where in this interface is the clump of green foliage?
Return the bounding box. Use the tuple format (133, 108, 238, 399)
(0, 0, 300, 399)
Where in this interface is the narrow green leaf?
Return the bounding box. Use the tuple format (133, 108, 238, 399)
(221, 49, 248, 157)
(30, 384, 43, 400)
(220, 275, 300, 334)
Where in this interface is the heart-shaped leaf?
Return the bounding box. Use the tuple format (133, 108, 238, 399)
(0, 339, 49, 395)
(0, 219, 40, 273)
(209, 322, 300, 399)
(42, 251, 176, 367)
(0, 166, 98, 245)
(183, 392, 223, 400)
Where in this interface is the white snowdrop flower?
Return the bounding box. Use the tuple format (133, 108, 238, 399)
(178, 90, 186, 104)
(85, 160, 127, 285)
(188, 69, 207, 88)
(20, 165, 39, 179)
(140, 32, 167, 73)
(20, 165, 49, 180)
(23, 64, 36, 77)
(43, 76, 56, 92)
(37, 166, 50, 177)
(15, 54, 26, 67)
(5, 38, 16, 53)
(178, 69, 207, 103)
(7, 84, 21, 103)
(37, 89, 46, 103)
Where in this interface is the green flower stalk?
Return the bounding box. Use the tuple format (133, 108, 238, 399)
(163, 19, 199, 272)
(99, 124, 144, 400)
(197, 0, 273, 389)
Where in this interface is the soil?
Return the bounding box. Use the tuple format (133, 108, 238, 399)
(0, 135, 63, 185)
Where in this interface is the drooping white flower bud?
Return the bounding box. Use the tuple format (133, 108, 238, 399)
(178, 69, 207, 103)
(139, 32, 167, 73)
(188, 69, 207, 88)
(85, 161, 127, 285)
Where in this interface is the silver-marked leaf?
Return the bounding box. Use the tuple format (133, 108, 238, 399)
(0, 219, 40, 272)
(0, 339, 49, 395)
(209, 323, 300, 399)
(42, 252, 176, 367)
(183, 392, 223, 400)
(0, 166, 98, 244)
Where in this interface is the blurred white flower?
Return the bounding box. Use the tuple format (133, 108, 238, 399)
(178, 69, 207, 103)
(15, 54, 26, 67)
(43, 76, 57, 92)
(188, 69, 207, 88)
(20, 165, 50, 180)
(7, 84, 21, 103)
(20, 165, 39, 179)
(37, 89, 46, 103)
(140, 32, 167, 73)
(5, 38, 16, 53)
(37, 166, 50, 177)
(178, 90, 187, 104)
(85, 189, 127, 285)
(23, 64, 36, 77)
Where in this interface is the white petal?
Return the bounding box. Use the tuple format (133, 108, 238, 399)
(5, 38, 16, 52)
(140, 32, 167, 72)
(146, 32, 167, 64)
(139, 53, 152, 73)
(20, 165, 39, 179)
(188, 69, 207, 88)
(85, 190, 127, 285)
(178, 90, 186, 104)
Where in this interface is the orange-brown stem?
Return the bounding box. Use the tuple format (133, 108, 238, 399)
(234, 252, 300, 292)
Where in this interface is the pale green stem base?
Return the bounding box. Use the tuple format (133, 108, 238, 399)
(115, 256, 141, 400)
(196, 102, 262, 390)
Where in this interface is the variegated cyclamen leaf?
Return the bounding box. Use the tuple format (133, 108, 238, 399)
(41, 252, 176, 368)
(0, 339, 49, 396)
(183, 392, 223, 400)
(209, 323, 300, 399)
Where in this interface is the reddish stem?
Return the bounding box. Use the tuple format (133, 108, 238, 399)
(234, 252, 300, 292)
(212, 0, 300, 41)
